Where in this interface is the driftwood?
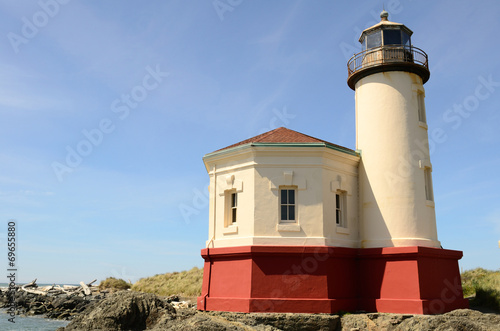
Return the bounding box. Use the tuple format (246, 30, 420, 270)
(23, 279, 37, 288)
(21, 279, 46, 295)
(19, 279, 99, 296)
(79, 281, 91, 296)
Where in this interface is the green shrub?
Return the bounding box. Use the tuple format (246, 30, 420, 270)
(131, 267, 203, 297)
(99, 277, 131, 291)
(474, 288, 500, 311)
(461, 268, 500, 312)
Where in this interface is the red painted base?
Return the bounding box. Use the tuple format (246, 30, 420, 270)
(197, 245, 468, 314)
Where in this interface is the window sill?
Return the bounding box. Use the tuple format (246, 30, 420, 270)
(223, 224, 238, 235)
(426, 200, 435, 207)
(336, 226, 350, 234)
(276, 223, 301, 232)
(419, 121, 428, 129)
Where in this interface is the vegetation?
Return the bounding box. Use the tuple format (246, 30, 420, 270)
(461, 268, 500, 312)
(131, 267, 203, 297)
(99, 277, 132, 291)
(129, 266, 500, 311)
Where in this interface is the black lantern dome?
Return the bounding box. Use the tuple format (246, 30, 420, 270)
(347, 11, 430, 90)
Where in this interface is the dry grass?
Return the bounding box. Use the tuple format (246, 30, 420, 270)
(130, 266, 500, 312)
(131, 267, 203, 297)
(461, 268, 500, 312)
(99, 277, 132, 291)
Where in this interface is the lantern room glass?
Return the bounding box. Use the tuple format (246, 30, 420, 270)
(402, 31, 411, 47)
(365, 31, 382, 50)
(362, 28, 412, 51)
(383, 29, 401, 45)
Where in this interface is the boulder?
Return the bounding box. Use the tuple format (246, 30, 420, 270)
(52, 295, 84, 310)
(62, 291, 175, 331)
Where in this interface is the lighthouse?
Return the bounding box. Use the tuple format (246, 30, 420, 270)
(348, 10, 439, 249)
(197, 11, 468, 315)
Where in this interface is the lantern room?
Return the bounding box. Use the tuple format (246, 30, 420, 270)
(360, 10, 412, 50)
(347, 10, 430, 89)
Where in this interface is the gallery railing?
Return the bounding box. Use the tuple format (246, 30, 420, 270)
(347, 45, 429, 78)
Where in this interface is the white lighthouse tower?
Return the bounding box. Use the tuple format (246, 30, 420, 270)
(347, 10, 439, 249)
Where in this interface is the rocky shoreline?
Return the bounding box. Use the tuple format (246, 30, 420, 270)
(1, 288, 500, 330)
(58, 291, 500, 330)
(0, 286, 102, 320)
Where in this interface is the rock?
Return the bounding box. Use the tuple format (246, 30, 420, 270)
(52, 295, 84, 310)
(166, 295, 180, 303)
(31, 305, 47, 315)
(0, 286, 100, 321)
(151, 311, 251, 331)
(62, 291, 175, 331)
(58, 299, 500, 331)
(171, 301, 190, 309)
(397, 309, 500, 331)
(203, 311, 341, 331)
(9, 285, 494, 331)
(14, 292, 28, 306)
(340, 309, 500, 331)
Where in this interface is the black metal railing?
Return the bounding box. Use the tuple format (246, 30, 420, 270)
(347, 45, 428, 78)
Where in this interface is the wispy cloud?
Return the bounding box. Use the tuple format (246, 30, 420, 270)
(253, 1, 302, 45)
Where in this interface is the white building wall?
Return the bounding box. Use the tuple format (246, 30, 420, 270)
(322, 165, 359, 248)
(204, 146, 360, 248)
(205, 150, 256, 248)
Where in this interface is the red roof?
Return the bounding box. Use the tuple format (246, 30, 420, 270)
(213, 127, 355, 154)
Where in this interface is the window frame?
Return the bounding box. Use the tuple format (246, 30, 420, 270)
(224, 189, 238, 227)
(230, 192, 237, 224)
(417, 91, 427, 124)
(279, 186, 297, 224)
(335, 191, 347, 228)
(424, 168, 434, 202)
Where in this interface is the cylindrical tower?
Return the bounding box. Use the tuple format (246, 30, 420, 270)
(348, 11, 440, 248)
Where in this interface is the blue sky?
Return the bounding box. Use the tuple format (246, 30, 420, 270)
(0, 0, 499, 284)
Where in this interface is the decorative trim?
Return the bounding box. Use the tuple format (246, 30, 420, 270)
(222, 225, 238, 235)
(219, 174, 243, 196)
(283, 171, 293, 186)
(204, 142, 359, 159)
(252, 142, 359, 156)
(270, 171, 306, 190)
(419, 159, 432, 170)
(225, 174, 234, 187)
(418, 121, 428, 129)
(426, 200, 435, 208)
(336, 226, 350, 234)
(276, 223, 301, 232)
(330, 175, 351, 193)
